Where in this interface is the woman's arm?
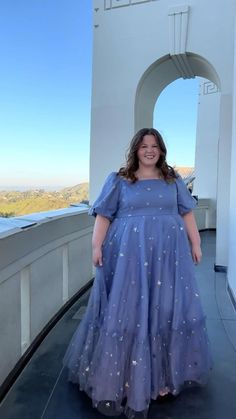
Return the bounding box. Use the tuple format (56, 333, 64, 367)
(92, 215, 111, 266)
(182, 211, 202, 264)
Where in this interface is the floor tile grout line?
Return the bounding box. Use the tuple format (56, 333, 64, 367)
(217, 276, 236, 322)
(220, 318, 236, 354)
(220, 318, 236, 321)
(214, 272, 236, 354)
(40, 366, 64, 419)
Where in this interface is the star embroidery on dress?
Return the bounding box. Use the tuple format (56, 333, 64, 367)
(125, 382, 129, 388)
(132, 360, 138, 365)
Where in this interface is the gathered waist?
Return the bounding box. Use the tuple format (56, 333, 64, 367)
(115, 208, 178, 218)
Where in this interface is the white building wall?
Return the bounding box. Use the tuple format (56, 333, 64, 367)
(194, 79, 220, 229)
(228, 22, 236, 301)
(216, 93, 233, 267)
(91, 0, 236, 270)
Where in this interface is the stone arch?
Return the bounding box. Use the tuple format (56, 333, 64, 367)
(134, 52, 223, 264)
(134, 53, 221, 131)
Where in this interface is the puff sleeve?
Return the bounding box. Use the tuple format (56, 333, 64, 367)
(175, 176, 197, 215)
(88, 172, 120, 221)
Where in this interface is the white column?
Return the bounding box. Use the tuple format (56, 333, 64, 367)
(215, 93, 232, 268)
(227, 21, 236, 300)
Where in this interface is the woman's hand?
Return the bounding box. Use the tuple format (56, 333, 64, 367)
(182, 212, 202, 265)
(91, 215, 110, 267)
(191, 243, 202, 264)
(92, 246, 103, 267)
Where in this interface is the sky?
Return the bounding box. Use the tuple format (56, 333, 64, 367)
(0, 0, 199, 190)
(154, 78, 199, 168)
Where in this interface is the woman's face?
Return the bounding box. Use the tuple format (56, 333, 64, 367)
(137, 134, 161, 168)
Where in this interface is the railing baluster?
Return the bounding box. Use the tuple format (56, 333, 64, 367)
(63, 245, 69, 303)
(20, 266, 30, 354)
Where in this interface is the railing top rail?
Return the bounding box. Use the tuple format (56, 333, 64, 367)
(0, 205, 89, 239)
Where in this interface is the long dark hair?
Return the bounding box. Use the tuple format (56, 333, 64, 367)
(118, 128, 177, 183)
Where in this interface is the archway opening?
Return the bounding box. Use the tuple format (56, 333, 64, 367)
(135, 54, 221, 232)
(153, 77, 198, 170)
(135, 53, 220, 132)
(153, 76, 221, 231)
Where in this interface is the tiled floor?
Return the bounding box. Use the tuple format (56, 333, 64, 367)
(1, 231, 236, 419)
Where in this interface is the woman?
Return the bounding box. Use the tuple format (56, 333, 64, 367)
(63, 128, 212, 418)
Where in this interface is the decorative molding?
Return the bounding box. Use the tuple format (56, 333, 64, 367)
(104, 0, 111, 9)
(202, 81, 219, 95)
(168, 5, 189, 55)
(170, 54, 195, 79)
(168, 5, 195, 79)
(104, 0, 158, 11)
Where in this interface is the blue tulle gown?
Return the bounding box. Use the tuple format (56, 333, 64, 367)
(63, 172, 212, 418)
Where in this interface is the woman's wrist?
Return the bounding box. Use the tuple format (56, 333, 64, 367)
(92, 243, 102, 250)
(191, 241, 201, 247)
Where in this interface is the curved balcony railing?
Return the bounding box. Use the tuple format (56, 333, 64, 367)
(0, 199, 215, 388)
(0, 206, 94, 387)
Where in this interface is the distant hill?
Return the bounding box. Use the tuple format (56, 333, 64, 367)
(0, 169, 194, 218)
(175, 166, 194, 178)
(0, 183, 89, 217)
